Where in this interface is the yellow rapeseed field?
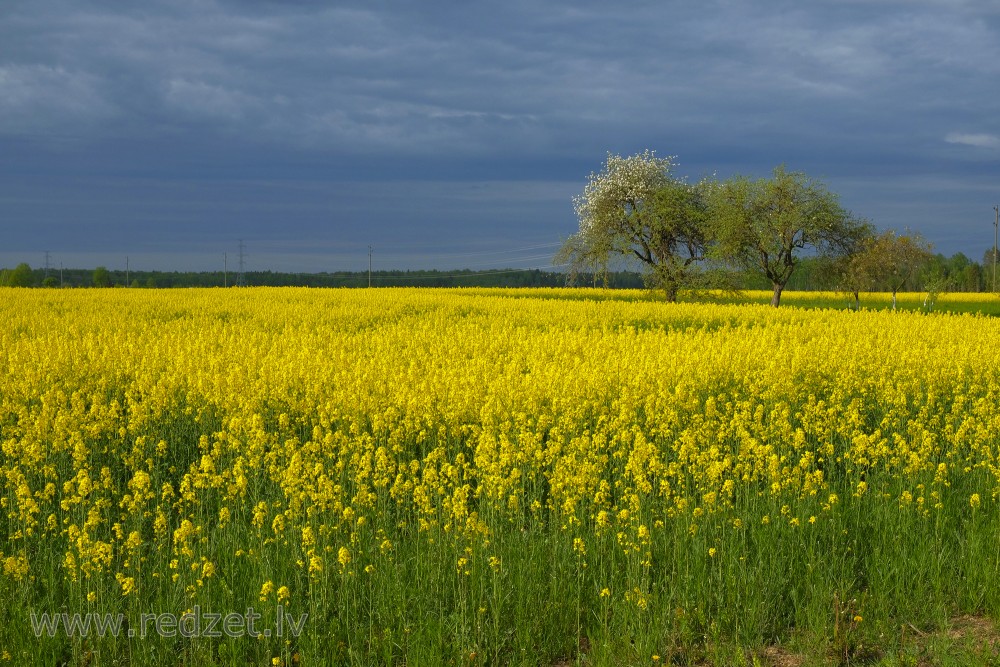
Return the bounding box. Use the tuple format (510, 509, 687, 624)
(2, 287, 999, 665)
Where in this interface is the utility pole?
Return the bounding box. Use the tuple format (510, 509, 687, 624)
(44, 251, 51, 278)
(224, 252, 228, 288)
(237, 240, 247, 287)
(126, 256, 129, 286)
(59, 262, 63, 288)
(368, 245, 373, 288)
(994, 205, 998, 293)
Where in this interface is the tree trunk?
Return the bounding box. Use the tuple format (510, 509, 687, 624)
(853, 291, 859, 311)
(771, 282, 784, 307)
(891, 290, 897, 311)
(665, 284, 678, 303)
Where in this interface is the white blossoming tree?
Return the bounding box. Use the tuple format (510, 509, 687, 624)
(557, 151, 713, 302)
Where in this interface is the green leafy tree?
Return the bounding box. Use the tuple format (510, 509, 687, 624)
(944, 253, 982, 292)
(557, 151, 714, 302)
(41, 276, 58, 288)
(92, 266, 111, 288)
(3, 263, 34, 287)
(839, 230, 932, 310)
(711, 165, 871, 307)
(839, 235, 880, 310)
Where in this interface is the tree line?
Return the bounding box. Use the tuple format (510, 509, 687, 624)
(1, 253, 994, 296)
(1, 256, 992, 296)
(0, 265, 647, 289)
(557, 151, 1000, 306)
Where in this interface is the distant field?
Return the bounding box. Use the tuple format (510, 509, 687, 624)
(2, 288, 999, 666)
(459, 286, 1000, 315)
(736, 289, 1000, 314)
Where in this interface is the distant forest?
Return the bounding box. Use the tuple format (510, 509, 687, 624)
(1, 250, 996, 292)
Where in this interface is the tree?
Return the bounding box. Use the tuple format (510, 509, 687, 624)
(92, 266, 111, 288)
(943, 251, 980, 293)
(839, 235, 880, 310)
(557, 151, 713, 302)
(963, 262, 984, 292)
(556, 231, 612, 288)
(840, 230, 932, 310)
(41, 276, 58, 288)
(3, 263, 34, 287)
(880, 232, 932, 309)
(711, 166, 871, 307)
(921, 265, 949, 312)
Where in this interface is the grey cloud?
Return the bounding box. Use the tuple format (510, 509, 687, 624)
(2, 0, 999, 267)
(0, 63, 117, 133)
(945, 133, 1000, 149)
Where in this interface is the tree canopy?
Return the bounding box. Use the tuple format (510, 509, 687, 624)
(708, 166, 872, 307)
(2, 263, 34, 287)
(555, 155, 988, 305)
(840, 231, 933, 309)
(557, 151, 714, 301)
(874, 231, 933, 309)
(92, 266, 111, 288)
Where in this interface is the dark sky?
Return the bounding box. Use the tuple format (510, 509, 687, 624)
(2, 0, 999, 272)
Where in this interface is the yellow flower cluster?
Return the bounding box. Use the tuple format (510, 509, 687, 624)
(0, 286, 997, 622)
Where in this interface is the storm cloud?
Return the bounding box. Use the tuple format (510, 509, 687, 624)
(2, 0, 999, 270)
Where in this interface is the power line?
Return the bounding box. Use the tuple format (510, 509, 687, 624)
(454, 253, 559, 268)
(404, 242, 563, 260)
(370, 264, 571, 281)
(237, 240, 247, 287)
(368, 253, 559, 270)
(244, 263, 572, 281)
(370, 244, 562, 265)
(27, 241, 568, 279)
